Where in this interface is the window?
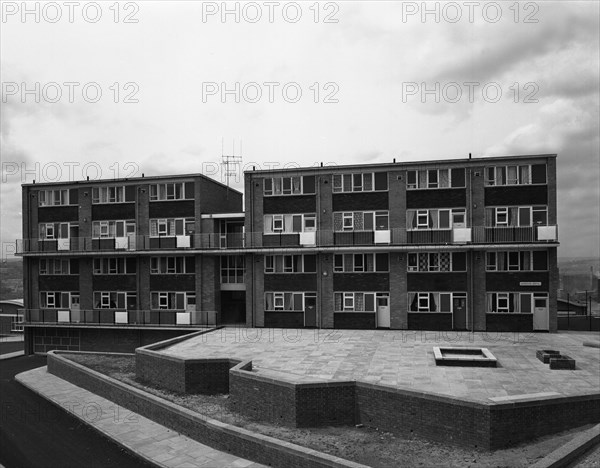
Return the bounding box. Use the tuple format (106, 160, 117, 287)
(487, 292, 547, 313)
(38, 189, 69, 206)
(150, 292, 195, 310)
(92, 220, 136, 238)
(264, 214, 316, 234)
(221, 255, 245, 283)
(11, 315, 24, 332)
(150, 182, 186, 201)
(40, 292, 79, 309)
(485, 251, 548, 271)
(93, 257, 136, 274)
(333, 292, 388, 312)
(333, 211, 389, 232)
(264, 292, 316, 311)
(40, 259, 73, 275)
(332, 172, 387, 192)
(406, 209, 467, 230)
(94, 291, 137, 309)
(92, 186, 125, 204)
(264, 176, 305, 195)
(484, 164, 546, 186)
(408, 292, 466, 312)
(264, 255, 317, 273)
(39, 222, 70, 240)
(406, 168, 465, 189)
(485, 206, 547, 227)
(149, 218, 194, 236)
(150, 256, 194, 274)
(334, 253, 389, 273)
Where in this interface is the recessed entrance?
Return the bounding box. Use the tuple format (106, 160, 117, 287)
(220, 291, 246, 324)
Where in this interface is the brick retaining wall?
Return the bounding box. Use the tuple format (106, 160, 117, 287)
(47, 351, 367, 468)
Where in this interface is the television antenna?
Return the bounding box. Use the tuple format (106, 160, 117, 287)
(221, 138, 243, 190)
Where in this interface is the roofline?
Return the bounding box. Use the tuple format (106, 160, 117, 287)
(245, 153, 558, 175)
(21, 172, 243, 195)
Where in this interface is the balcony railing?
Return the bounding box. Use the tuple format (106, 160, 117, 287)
(23, 309, 217, 327)
(15, 225, 558, 253)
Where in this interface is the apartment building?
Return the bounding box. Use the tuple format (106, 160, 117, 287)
(18, 154, 559, 354)
(243, 154, 558, 333)
(19, 174, 244, 353)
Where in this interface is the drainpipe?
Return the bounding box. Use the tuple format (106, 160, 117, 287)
(468, 168, 474, 333)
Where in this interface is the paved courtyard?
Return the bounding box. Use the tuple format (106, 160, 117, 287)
(159, 329, 600, 402)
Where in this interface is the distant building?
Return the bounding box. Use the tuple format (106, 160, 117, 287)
(17, 154, 559, 354)
(557, 298, 587, 315)
(0, 299, 24, 334)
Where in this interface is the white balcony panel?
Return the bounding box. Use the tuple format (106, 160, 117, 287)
(453, 228, 472, 243)
(57, 310, 70, 322)
(114, 237, 129, 249)
(176, 312, 191, 325)
(537, 226, 557, 241)
(114, 311, 128, 324)
(374, 230, 391, 244)
(176, 235, 191, 248)
(57, 238, 70, 251)
(299, 231, 316, 246)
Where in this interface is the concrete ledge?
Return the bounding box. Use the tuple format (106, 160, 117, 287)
(530, 423, 600, 468)
(583, 340, 600, 348)
(47, 351, 368, 468)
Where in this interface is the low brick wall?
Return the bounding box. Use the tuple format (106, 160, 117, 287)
(230, 362, 356, 427)
(47, 351, 367, 468)
(136, 328, 237, 394)
(356, 382, 489, 448)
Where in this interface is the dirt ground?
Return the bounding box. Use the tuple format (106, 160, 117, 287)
(65, 353, 595, 468)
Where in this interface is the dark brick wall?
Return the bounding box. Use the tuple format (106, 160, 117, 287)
(48, 353, 346, 468)
(31, 327, 81, 354)
(92, 275, 136, 290)
(25, 327, 194, 354)
(265, 312, 305, 328)
(332, 192, 389, 211)
(149, 200, 195, 218)
(263, 196, 316, 214)
(333, 273, 389, 291)
(136, 351, 234, 394)
(264, 274, 317, 290)
(484, 185, 548, 206)
(263, 234, 300, 247)
(406, 189, 466, 209)
(92, 203, 135, 220)
(149, 274, 196, 290)
(37, 206, 79, 222)
(230, 366, 356, 427)
(407, 273, 467, 291)
(333, 313, 375, 329)
(356, 383, 488, 449)
(408, 313, 453, 330)
(39, 275, 79, 290)
(486, 272, 549, 291)
(486, 314, 533, 332)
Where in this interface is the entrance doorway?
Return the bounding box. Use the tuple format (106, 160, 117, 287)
(304, 296, 317, 327)
(376, 296, 390, 328)
(453, 296, 467, 330)
(533, 296, 549, 331)
(220, 291, 246, 324)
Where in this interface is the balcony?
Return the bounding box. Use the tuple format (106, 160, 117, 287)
(15, 225, 559, 254)
(24, 309, 217, 327)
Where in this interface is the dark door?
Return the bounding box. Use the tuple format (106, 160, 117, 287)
(453, 297, 467, 330)
(304, 296, 317, 327)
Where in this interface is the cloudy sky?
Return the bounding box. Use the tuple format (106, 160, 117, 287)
(1, 0, 598, 258)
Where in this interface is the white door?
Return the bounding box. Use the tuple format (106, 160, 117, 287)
(533, 297, 549, 331)
(377, 296, 390, 328)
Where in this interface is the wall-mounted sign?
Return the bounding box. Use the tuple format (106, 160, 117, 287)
(520, 282, 542, 286)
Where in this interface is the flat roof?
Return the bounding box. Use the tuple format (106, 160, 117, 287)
(22, 172, 243, 195)
(247, 153, 557, 175)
